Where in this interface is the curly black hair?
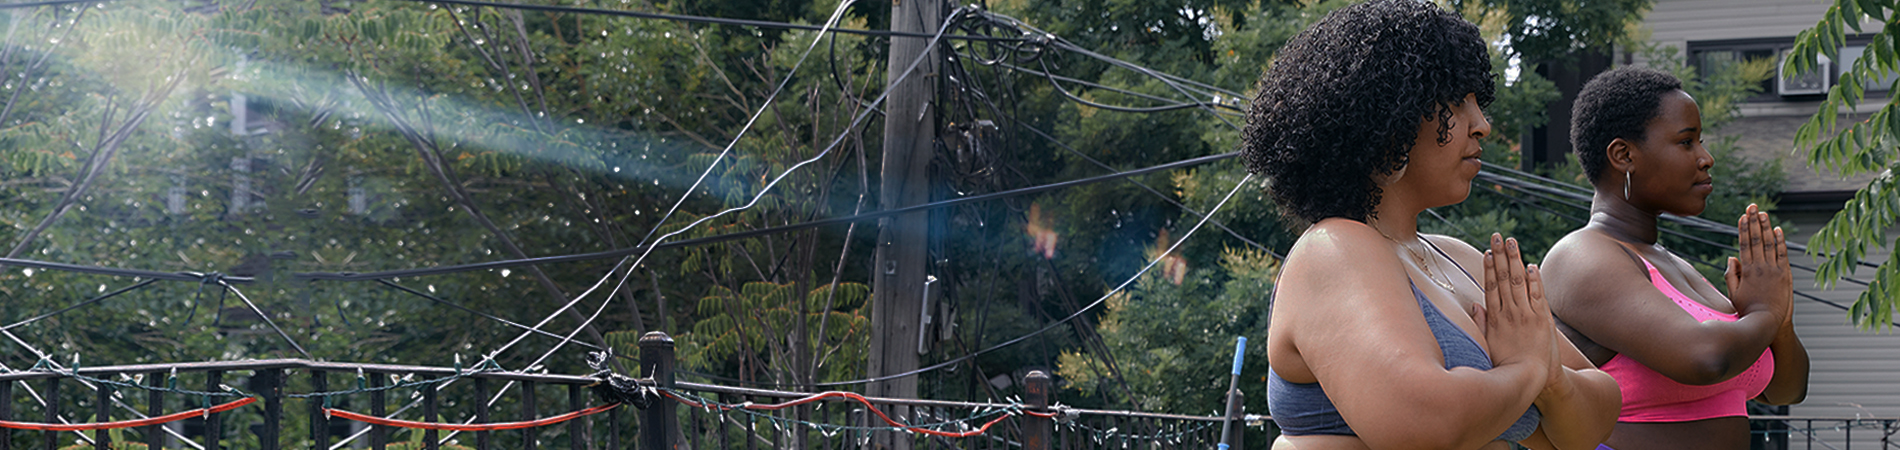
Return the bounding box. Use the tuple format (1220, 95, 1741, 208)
(1570, 66, 1683, 183)
(1240, 0, 1494, 226)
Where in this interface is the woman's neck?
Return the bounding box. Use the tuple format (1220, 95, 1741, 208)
(1588, 188, 1659, 245)
(1369, 200, 1422, 241)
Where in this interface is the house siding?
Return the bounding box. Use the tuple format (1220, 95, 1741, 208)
(1640, 0, 1836, 64)
(1779, 211, 1900, 450)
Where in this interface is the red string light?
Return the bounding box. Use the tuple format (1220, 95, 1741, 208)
(0, 397, 257, 431)
(324, 403, 618, 431)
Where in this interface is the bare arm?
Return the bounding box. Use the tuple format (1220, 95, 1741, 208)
(1524, 328, 1620, 450)
(1542, 208, 1787, 386)
(1280, 224, 1552, 449)
(1753, 226, 1809, 405)
(1427, 234, 1619, 450)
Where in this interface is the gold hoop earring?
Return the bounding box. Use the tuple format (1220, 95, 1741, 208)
(1624, 170, 1632, 200)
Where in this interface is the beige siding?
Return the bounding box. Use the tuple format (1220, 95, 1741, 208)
(1781, 210, 1900, 449)
(1634, 0, 1842, 65)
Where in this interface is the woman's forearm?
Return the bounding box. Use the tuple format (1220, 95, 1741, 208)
(1756, 321, 1809, 405)
(1530, 367, 1621, 450)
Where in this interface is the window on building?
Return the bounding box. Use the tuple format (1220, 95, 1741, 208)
(1839, 44, 1900, 92)
(1690, 37, 1898, 102)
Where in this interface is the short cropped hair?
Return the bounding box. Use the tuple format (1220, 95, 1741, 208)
(1240, 0, 1495, 225)
(1570, 66, 1683, 183)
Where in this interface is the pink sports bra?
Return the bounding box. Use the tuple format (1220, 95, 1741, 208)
(1598, 256, 1775, 422)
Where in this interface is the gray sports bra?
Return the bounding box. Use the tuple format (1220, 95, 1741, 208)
(1267, 241, 1541, 441)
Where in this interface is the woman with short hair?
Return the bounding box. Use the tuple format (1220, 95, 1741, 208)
(1541, 66, 1810, 450)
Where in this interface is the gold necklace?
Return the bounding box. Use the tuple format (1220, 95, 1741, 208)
(1376, 227, 1457, 293)
(1404, 236, 1457, 293)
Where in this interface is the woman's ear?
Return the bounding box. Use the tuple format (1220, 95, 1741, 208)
(1605, 138, 1636, 174)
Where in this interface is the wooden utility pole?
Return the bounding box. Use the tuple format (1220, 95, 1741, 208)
(867, 0, 941, 448)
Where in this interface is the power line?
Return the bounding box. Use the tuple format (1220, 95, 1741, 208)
(1014, 120, 1280, 259)
(293, 151, 1239, 282)
(464, 0, 874, 376)
(0, 258, 253, 284)
(382, 0, 1020, 42)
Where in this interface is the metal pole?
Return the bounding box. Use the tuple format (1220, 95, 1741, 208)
(1, 380, 11, 450)
(205, 371, 222, 450)
(639, 332, 675, 450)
(311, 370, 329, 449)
(41, 378, 56, 450)
(1218, 337, 1246, 450)
(91, 383, 108, 450)
(369, 372, 386, 450)
(522, 381, 537, 450)
(145, 372, 162, 450)
(475, 377, 491, 450)
(262, 369, 282, 450)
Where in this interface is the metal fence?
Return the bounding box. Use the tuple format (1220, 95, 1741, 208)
(0, 331, 1249, 450)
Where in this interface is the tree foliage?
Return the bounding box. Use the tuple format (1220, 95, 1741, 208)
(1788, 0, 1900, 329)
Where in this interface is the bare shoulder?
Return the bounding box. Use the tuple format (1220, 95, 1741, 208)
(1278, 219, 1411, 310)
(1538, 229, 1651, 312)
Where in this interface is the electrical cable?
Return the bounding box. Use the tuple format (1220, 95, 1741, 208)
(1015, 120, 1280, 259)
(0, 258, 252, 284)
(811, 171, 1257, 387)
(216, 281, 313, 359)
(987, 59, 1245, 113)
(0, 278, 159, 332)
(293, 151, 1239, 282)
(0, 0, 100, 9)
(410, 4, 895, 439)
(1036, 54, 1215, 113)
(503, 4, 970, 398)
(372, 279, 611, 353)
(457, 0, 868, 380)
(382, 0, 1021, 42)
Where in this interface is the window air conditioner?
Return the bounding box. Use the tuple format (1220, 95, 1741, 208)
(1779, 51, 1831, 96)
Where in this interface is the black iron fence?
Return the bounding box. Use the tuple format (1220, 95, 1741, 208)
(0, 331, 1254, 450)
(1751, 416, 1900, 450)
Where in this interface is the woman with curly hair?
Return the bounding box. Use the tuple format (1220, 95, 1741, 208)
(1540, 66, 1808, 450)
(1246, 1, 1621, 449)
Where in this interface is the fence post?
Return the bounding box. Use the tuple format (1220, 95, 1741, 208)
(1223, 389, 1245, 450)
(261, 368, 282, 450)
(474, 377, 491, 450)
(145, 371, 163, 450)
(93, 381, 109, 450)
(310, 370, 328, 450)
(205, 370, 222, 450)
(423, 382, 438, 450)
(569, 384, 588, 450)
(369, 371, 386, 450)
(1, 380, 10, 450)
(1024, 371, 1050, 450)
(521, 381, 537, 450)
(639, 332, 675, 450)
(42, 378, 57, 450)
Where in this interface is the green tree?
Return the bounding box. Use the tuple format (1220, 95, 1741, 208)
(1787, 0, 1900, 328)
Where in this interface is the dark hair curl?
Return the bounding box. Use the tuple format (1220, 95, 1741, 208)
(1570, 66, 1683, 183)
(1240, 0, 1494, 226)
